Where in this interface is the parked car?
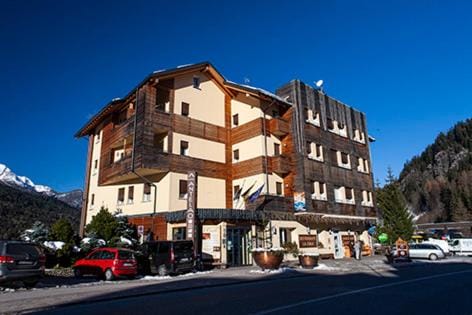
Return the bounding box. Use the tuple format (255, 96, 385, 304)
(142, 240, 194, 276)
(448, 239, 472, 256)
(0, 240, 45, 288)
(73, 247, 137, 281)
(408, 243, 445, 260)
(423, 238, 450, 255)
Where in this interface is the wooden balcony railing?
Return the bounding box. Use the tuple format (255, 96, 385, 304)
(269, 117, 290, 136)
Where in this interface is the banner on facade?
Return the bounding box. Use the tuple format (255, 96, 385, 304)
(299, 234, 317, 248)
(294, 192, 306, 212)
(186, 171, 197, 242)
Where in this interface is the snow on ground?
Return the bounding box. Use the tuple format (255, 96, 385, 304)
(249, 267, 293, 274)
(312, 263, 347, 272)
(141, 270, 213, 281)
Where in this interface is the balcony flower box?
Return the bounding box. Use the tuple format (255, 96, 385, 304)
(251, 248, 285, 270)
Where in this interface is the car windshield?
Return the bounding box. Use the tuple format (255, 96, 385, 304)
(7, 244, 40, 257)
(174, 242, 193, 251)
(118, 250, 134, 260)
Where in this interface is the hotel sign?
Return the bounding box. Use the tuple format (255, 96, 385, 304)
(186, 171, 197, 241)
(299, 234, 317, 248)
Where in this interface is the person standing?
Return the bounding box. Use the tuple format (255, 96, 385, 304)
(354, 240, 361, 260)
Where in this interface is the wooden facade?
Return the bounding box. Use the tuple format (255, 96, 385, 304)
(77, 63, 377, 236)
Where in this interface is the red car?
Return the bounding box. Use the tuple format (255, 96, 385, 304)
(73, 248, 137, 281)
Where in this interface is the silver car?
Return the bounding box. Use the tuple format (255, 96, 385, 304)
(409, 243, 445, 260)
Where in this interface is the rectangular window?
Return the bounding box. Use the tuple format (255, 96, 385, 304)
(179, 180, 188, 199)
(180, 141, 189, 156)
(345, 188, 353, 200)
(279, 228, 291, 246)
(173, 227, 187, 240)
(232, 114, 239, 126)
(341, 152, 349, 164)
(94, 159, 98, 169)
(143, 183, 151, 202)
(274, 143, 281, 156)
(117, 188, 125, 205)
(193, 76, 200, 89)
(306, 142, 312, 154)
(233, 149, 239, 161)
(181, 102, 189, 116)
(128, 186, 134, 204)
(276, 182, 283, 196)
(315, 144, 322, 159)
(96, 132, 100, 141)
(91, 193, 95, 206)
(327, 118, 334, 130)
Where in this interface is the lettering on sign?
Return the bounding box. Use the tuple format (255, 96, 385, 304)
(186, 171, 197, 241)
(299, 234, 317, 248)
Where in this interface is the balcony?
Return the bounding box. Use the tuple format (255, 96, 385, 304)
(269, 117, 290, 136)
(270, 154, 291, 175)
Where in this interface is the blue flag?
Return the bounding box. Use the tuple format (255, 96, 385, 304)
(248, 184, 264, 203)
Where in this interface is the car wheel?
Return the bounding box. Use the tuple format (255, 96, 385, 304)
(73, 268, 83, 278)
(104, 269, 115, 281)
(429, 253, 438, 261)
(158, 265, 168, 277)
(23, 279, 38, 289)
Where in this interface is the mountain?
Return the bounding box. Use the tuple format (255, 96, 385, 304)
(0, 182, 80, 239)
(397, 118, 472, 223)
(0, 163, 82, 208)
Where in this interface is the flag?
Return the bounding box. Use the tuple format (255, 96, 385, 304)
(241, 181, 256, 199)
(233, 180, 245, 200)
(248, 184, 265, 203)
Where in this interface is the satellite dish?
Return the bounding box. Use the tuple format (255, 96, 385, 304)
(315, 80, 324, 88)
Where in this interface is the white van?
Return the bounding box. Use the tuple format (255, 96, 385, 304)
(448, 239, 472, 256)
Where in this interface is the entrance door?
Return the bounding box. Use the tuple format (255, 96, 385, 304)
(227, 227, 252, 266)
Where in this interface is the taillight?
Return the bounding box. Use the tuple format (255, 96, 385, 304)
(170, 249, 175, 263)
(39, 254, 46, 265)
(0, 256, 15, 264)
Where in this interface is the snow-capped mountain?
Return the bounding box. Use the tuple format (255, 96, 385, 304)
(0, 163, 82, 208)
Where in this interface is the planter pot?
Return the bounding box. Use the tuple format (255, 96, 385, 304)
(298, 255, 319, 269)
(252, 251, 284, 270)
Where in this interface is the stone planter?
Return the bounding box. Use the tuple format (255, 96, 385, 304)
(298, 254, 319, 269)
(252, 251, 284, 270)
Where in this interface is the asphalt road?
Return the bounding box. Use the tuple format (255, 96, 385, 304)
(36, 260, 472, 315)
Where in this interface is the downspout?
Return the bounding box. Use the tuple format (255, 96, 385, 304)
(131, 88, 158, 238)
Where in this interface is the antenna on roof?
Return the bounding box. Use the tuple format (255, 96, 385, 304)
(314, 80, 324, 93)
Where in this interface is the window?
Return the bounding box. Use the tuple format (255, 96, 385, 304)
(173, 227, 187, 240)
(94, 159, 98, 170)
(181, 102, 189, 116)
(312, 181, 327, 201)
(305, 108, 320, 126)
(327, 118, 335, 130)
(100, 250, 115, 260)
(362, 190, 373, 207)
(279, 228, 291, 246)
(143, 183, 151, 202)
(354, 129, 365, 143)
(232, 114, 239, 126)
(306, 141, 312, 155)
(274, 143, 281, 156)
(193, 76, 200, 89)
(91, 193, 95, 206)
(96, 132, 100, 142)
(117, 188, 125, 205)
(233, 149, 239, 161)
(128, 186, 134, 204)
(337, 151, 350, 169)
(154, 132, 167, 152)
(180, 141, 189, 156)
(179, 180, 188, 199)
(357, 157, 370, 173)
(341, 152, 349, 164)
(112, 148, 125, 163)
(345, 188, 353, 200)
(276, 182, 283, 196)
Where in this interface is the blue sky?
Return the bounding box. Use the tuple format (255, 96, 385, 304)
(1, 0, 471, 192)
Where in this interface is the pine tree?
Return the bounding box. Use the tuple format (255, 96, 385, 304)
(50, 218, 74, 244)
(20, 221, 49, 244)
(85, 207, 119, 243)
(377, 171, 414, 243)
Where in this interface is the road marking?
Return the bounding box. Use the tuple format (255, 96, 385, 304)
(254, 269, 472, 314)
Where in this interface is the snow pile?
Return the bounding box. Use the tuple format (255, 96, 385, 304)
(250, 267, 292, 274)
(43, 241, 65, 251)
(312, 263, 345, 272)
(141, 271, 213, 281)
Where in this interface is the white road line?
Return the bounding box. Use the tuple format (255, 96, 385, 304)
(254, 269, 472, 314)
